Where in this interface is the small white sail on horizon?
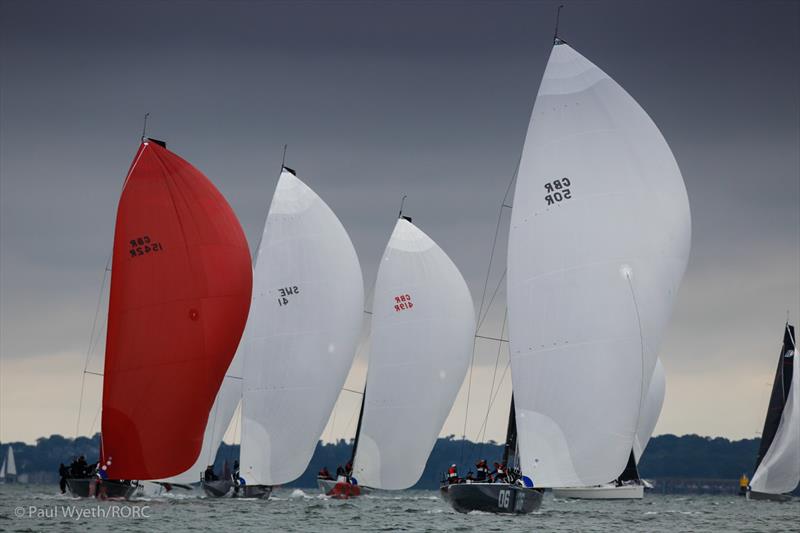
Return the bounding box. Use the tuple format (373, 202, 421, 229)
(1, 446, 16, 481)
(240, 168, 364, 486)
(353, 217, 475, 490)
(507, 41, 691, 488)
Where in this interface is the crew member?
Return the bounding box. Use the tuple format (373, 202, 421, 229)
(447, 464, 459, 484)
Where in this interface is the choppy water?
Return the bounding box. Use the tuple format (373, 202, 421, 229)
(0, 484, 796, 532)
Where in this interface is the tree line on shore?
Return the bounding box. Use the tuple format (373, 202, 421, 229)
(1, 433, 762, 490)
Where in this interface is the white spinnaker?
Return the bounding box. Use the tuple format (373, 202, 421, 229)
(634, 358, 666, 462)
(507, 42, 691, 487)
(750, 352, 800, 494)
(161, 353, 242, 484)
(352, 219, 475, 490)
(240, 169, 364, 486)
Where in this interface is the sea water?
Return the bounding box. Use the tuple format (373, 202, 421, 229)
(0, 484, 796, 532)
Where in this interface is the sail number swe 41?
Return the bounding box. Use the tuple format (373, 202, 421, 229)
(277, 286, 300, 306)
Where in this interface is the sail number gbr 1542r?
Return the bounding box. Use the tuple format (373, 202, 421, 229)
(544, 178, 572, 206)
(128, 235, 164, 258)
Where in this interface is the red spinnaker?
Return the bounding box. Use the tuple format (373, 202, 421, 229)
(101, 141, 252, 480)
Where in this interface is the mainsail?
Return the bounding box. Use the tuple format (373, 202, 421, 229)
(239, 168, 364, 486)
(101, 140, 253, 480)
(750, 324, 799, 495)
(634, 358, 666, 462)
(506, 42, 691, 487)
(353, 217, 475, 489)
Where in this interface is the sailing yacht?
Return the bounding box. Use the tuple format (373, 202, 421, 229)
(67, 139, 253, 499)
(350, 216, 474, 491)
(320, 215, 475, 498)
(0, 446, 17, 483)
(442, 27, 690, 513)
(747, 323, 799, 501)
(204, 166, 365, 499)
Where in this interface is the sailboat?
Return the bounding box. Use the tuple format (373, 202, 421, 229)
(0, 446, 17, 483)
(208, 166, 364, 499)
(442, 27, 690, 513)
(747, 323, 798, 501)
(66, 139, 253, 499)
(339, 216, 475, 494)
(553, 359, 666, 499)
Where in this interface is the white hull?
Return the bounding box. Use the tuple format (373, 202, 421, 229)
(553, 484, 644, 500)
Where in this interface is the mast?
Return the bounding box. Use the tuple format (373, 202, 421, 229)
(350, 384, 367, 465)
(502, 395, 517, 467)
(754, 323, 796, 472)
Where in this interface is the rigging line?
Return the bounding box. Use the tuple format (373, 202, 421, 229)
(471, 360, 512, 457)
(460, 163, 519, 464)
(480, 309, 507, 442)
(475, 335, 508, 343)
(476, 269, 507, 332)
(83, 371, 104, 377)
(459, 336, 478, 465)
(75, 252, 112, 439)
(625, 274, 648, 448)
(342, 388, 364, 396)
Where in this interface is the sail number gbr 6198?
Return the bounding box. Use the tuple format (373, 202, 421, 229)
(544, 178, 572, 206)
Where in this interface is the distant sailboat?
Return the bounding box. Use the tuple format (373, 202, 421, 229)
(67, 139, 253, 499)
(747, 323, 799, 501)
(347, 216, 475, 492)
(219, 166, 364, 499)
(0, 446, 17, 483)
(443, 28, 690, 513)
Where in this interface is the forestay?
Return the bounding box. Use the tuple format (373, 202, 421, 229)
(634, 358, 666, 462)
(353, 218, 475, 490)
(240, 169, 364, 486)
(506, 42, 691, 487)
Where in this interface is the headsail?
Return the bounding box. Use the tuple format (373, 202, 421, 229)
(506, 42, 691, 487)
(239, 168, 364, 486)
(634, 358, 666, 462)
(353, 218, 475, 490)
(750, 324, 799, 494)
(101, 141, 253, 480)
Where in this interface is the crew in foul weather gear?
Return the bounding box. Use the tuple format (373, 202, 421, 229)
(447, 464, 459, 484)
(204, 465, 218, 482)
(318, 467, 333, 480)
(475, 460, 490, 481)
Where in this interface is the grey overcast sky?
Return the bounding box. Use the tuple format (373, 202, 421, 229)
(1, 0, 798, 445)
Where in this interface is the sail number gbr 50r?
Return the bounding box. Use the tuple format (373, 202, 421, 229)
(544, 178, 572, 206)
